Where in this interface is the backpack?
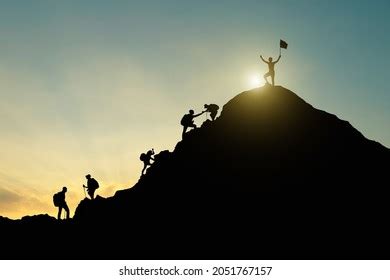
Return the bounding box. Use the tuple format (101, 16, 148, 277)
(140, 153, 147, 162)
(53, 192, 61, 207)
(210, 104, 219, 112)
(91, 178, 99, 189)
(180, 114, 192, 126)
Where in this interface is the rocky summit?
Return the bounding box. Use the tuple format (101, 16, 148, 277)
(2, 85, 389, 259)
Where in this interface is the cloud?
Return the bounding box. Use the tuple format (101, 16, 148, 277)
(0, 185, 50, 219)
(0, 187, 22, 205)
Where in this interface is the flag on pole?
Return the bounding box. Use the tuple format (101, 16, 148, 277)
(280, 39, 288, 49)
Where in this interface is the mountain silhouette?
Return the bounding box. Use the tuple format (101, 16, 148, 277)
(1, 85, 389, 259)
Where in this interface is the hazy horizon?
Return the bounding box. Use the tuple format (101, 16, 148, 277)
(1, 0, 389, 219)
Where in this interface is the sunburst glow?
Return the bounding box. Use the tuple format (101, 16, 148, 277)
(249, 74, 264, 88)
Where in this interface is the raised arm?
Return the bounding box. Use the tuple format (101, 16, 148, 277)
(275, 55, 281, 63)
(260, 55, 267, 63)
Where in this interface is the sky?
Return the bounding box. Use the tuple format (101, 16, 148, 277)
(0, 0, 389, 219)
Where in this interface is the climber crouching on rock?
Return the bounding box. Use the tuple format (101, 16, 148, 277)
(140, 148, 155, 176)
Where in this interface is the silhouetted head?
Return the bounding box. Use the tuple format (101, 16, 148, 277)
(268, 57, 273, 62)
(85, 174, 91, 179)
(204, 104, 209, 109)
(189, 110, 194, 115)
(62, 186, 67, 193)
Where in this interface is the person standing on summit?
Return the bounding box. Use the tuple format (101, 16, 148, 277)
(83, 174, 99, 200)
(260, 54, 281, 86)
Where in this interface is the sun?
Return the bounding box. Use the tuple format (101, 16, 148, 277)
(249, 74, 264, 88)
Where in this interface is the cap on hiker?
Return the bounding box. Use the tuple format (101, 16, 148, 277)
(86, 174, 91, 179)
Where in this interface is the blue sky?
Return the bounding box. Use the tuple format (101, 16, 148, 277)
(0, 0, 389, 218)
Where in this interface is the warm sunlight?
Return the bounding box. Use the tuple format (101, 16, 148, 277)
(249, 74, 264, 88)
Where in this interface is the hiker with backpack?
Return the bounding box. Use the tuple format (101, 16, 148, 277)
(140, 148, 155, 176)
(53, 186, 70, 220)
(83, 174, 99, 200)
(181, 109, 206, 139)
(204, 104, 219, 121)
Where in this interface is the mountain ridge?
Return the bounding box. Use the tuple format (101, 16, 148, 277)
(112, 85, 388, 193)
(1, 85, 389, 259)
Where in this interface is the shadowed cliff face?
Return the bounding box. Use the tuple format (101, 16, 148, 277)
(85, 85, 388, 205)
(2, 85, 389, 259)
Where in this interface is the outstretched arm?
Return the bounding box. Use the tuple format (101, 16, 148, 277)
(275, 55, 281, 63)
(193, 111, 205, 118)
(260, 55, 267, 63)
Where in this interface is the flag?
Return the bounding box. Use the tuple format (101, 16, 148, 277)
(280, 39, 288, 49)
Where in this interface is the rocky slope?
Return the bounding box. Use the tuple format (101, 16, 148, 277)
(2, 85, 389, 259)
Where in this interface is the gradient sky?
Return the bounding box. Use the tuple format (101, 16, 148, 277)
(1, 0, 389, 219)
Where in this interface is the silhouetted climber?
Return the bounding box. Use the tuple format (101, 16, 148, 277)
(53, 186, 70, 220)
(204, 104, 219, 121)
(83, 174, 99, 200)
(260, 54, 281, 86)
(181, 109, 205, 139)
(140, 148, 155, 176)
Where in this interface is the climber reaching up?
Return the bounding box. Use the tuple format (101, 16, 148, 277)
(180, 109, 205, 139)
(140, 149, 155, 176)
